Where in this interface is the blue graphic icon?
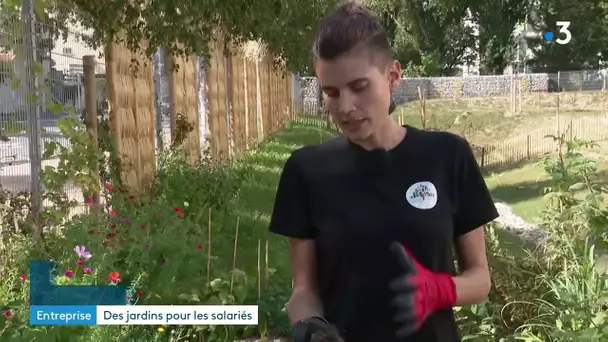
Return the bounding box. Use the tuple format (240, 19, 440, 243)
(30, 260, 127, 306)
(544, 32, 554, 41)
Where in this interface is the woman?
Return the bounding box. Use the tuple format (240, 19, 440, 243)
(269, 2, 499, 341)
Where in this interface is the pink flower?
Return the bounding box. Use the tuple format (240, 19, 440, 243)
(64, 269, 74, 278)
(74, 245, 92, 259)
(85, 196, 94, 204)
(76, 260, 84, 266)
(105, 183, 114, 191)
(108, 210, 118, 217)
(83, 267, 92, 274)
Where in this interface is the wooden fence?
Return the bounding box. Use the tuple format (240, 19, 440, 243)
(478, 116, 608, 168)
(84, 37, 293, 194)
(293, 113, 608, 171)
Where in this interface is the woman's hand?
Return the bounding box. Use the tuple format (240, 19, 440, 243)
(389, 242, 457, 337)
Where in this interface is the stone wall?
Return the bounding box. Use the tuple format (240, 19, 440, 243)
(298, 71, 607, 114)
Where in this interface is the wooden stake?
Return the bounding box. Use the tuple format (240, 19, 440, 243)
(417, 86, 426, 129)
(206, 208, 212, 283)
(265, 240, 269, 289)
(230, 217, 240, 295)
(257, 239, 262, 300)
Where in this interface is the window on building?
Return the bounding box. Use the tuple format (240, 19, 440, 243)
(63, 47, 72, 55)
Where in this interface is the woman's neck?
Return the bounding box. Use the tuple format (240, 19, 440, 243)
(357, 119, 406, 151)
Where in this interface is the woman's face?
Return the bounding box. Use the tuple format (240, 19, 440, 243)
(315, 51, 401, 143)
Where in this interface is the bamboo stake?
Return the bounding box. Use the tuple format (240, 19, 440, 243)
(265, 240, 269, 289)
(206, 208, 212, 283)
(257, 239, 262, 300)
(230, 217, 240, 295)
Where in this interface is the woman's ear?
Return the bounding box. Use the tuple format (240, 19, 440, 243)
(388, 60, 401, 92)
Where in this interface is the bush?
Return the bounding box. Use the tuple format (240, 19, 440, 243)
(456, 136, 608, 341)
(0, 115, 287, 341)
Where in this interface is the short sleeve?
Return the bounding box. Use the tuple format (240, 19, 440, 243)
(268, 152, 316, 239)
(452, 138, 499, 238)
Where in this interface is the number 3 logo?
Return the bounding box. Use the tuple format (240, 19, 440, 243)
(556, 21, 572, 45)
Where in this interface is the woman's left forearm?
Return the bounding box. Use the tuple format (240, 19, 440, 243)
(451, 267, 491, 306)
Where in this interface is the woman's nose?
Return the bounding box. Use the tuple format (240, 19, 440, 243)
(337, 92, 356, 116)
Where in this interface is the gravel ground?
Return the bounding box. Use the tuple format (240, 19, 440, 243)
(493, 202, 548, 246)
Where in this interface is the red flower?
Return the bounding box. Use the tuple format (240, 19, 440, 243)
(105, 183, 114, 191)
(109, 272, 120, 283)
(139, 224, 146, 230)
(197, 244, 204, 250)
(19, 274, 27, 281)
(103, 241, 109, 247)
(129, 195, 135, 199)
(4, 310, 12, 318)
(106, 232, 118, 239)
(119, 188, 126, 193)
(85, 196, 94, 204)
(136, 290, 143, 297)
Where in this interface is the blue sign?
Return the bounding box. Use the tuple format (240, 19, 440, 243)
(30, 260, 127, 306)
(29, 305, 97, 325)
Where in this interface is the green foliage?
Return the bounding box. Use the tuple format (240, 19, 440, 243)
(0, 114, 287, 341)
(526, 0, 608, 73)
(12, 0, 338, 74)
(455, 136, 608, 341)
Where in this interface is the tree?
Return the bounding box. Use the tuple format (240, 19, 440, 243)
(526, 0, 608, 72)
(30, 0, 339, 74)
(468, 0, 529, 74)
(365, 0, 476, 76)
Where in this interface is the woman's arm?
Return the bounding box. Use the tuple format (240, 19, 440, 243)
(287, 238, 324, 324)
(452, 226, 491, 306)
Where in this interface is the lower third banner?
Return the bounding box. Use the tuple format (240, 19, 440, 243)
(30, 305, 259, 325)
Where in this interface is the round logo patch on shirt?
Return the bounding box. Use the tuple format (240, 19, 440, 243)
(405, 181, 438, 210)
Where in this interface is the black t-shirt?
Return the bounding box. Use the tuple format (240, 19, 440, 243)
(269, 126, 499, 342)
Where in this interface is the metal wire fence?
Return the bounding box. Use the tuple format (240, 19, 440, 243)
(299, 70, 608, 116)
(0, 5, 106, 213)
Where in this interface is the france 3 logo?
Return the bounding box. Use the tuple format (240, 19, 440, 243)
(543, 21, 572, 45)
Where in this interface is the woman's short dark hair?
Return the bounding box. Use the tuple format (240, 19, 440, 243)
(313, 1, 393, 64)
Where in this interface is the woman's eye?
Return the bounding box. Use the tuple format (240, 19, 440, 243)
(324, 90, 339, 98)
(351, 83, 368, 92)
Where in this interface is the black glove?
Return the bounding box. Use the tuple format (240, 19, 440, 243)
(310, 323, 344, 342)
(292, 316, 333, 342)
